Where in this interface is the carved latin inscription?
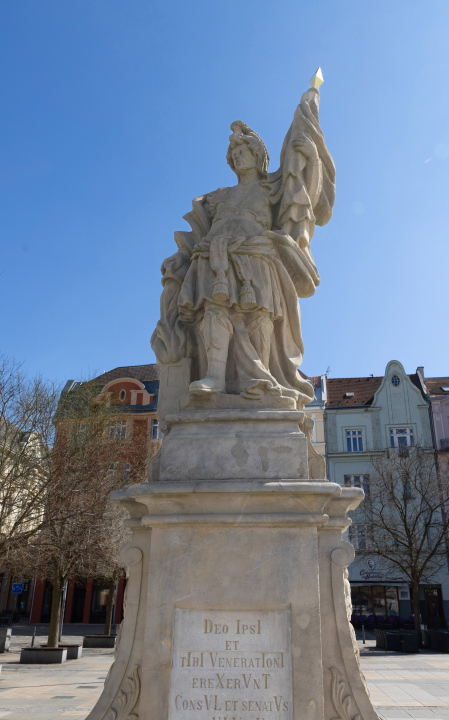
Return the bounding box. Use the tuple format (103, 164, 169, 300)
(169, 610, 292, 720)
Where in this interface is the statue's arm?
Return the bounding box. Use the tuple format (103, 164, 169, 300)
(275, 87, 335, 247)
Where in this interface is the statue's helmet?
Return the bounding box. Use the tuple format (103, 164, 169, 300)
(226, 121, 269, 177)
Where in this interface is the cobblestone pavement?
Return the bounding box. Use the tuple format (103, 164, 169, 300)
(1, 627, 449, 719)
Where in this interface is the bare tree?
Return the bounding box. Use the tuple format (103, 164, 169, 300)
(19, 380, 133, 648)
(353, 446, 449, 634)
(0, 360, 145, 645)
(89, 501, 130, 637)
(0, 356, 59, 563)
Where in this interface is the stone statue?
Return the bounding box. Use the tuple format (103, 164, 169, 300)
(88, 75, 377, 720)
(152, 79, 335, 411)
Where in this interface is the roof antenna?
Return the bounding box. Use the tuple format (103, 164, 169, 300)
(325, 366, 331, 377)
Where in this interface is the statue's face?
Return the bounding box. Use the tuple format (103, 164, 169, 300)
(231, 143, 258, 173)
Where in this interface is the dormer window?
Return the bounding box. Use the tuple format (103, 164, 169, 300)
(441, 386, 449, 393)
(344, 392, 354, 398)
(119, 389, 126, 402)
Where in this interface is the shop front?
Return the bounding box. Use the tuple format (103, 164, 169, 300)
(350, 583, 409, 626)
(349, 555, 412, 626)
(349, 556, 448, 628)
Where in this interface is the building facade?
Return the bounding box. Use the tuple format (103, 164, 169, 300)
(304, 375, 327, 460)
(418, 369, 449, 487)
(325, 360, 449, 628)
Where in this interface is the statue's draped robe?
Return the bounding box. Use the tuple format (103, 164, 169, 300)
(151, 88, 335, 408)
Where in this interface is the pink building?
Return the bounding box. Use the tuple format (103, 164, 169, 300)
(417, 368, 449, 497)
(417, 368, 449, 453)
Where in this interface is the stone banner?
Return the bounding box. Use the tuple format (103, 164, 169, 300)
(168, 609, 293, 720)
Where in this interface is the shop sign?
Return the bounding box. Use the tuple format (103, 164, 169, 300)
(12, 583, 23, 594)
(359, 557, 383, 580)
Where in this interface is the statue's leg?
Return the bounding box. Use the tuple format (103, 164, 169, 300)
(189, 303, 233, 394)
(210, 236, 230, 304)
(246, 310, 273, 369)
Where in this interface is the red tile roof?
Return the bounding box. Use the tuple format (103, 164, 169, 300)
(326, 374, 426, 408)
(307, 375, 322, 388)
(93, 364, 160, 386)
(424, 377, 449, 396)
(326, 377, 383, 407)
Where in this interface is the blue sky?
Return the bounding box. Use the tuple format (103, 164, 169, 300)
(1, 1, 448, 385)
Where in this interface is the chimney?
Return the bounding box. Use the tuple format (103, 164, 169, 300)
(416, 367, 427, 395)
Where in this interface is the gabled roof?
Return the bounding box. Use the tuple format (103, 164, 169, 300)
(92, 364, 160, 386)
(326, 377, 382, 407)
(326, 373, 426, 408)
(424, 377, 449, 396)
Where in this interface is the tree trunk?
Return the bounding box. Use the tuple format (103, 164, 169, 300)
(412, 578, 421, 637)
(104, 578, 116, 636)
(47, 574, 63, 648)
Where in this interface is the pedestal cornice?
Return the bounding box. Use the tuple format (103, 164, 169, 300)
(111, 481, 363, 529)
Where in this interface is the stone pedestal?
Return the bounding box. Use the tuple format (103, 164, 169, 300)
(86, 478, 378, 720)
(159, 410, 308, 482)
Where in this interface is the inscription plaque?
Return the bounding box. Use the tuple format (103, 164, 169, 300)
(168, 609, 293, 720)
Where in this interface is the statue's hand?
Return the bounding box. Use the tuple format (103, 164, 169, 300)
(292, 132, 318, 160)
(192, 239, 211, 255)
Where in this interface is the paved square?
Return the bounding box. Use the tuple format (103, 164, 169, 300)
(0, 627, 448, 719)
(360, 637, 449, 719)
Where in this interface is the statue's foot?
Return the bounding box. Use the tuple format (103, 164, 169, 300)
(189, 377, 226, 395)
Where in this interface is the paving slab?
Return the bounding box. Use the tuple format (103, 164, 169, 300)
(1, 626, 449, 718)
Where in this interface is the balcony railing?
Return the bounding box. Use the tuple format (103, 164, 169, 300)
(440, 438, 449, 452)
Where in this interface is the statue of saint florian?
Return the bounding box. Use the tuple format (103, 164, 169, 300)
(152, 84, 335, 409)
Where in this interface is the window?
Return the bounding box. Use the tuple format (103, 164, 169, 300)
(108, 462, 120, 475)
(402, 475, 414, 499)
(351, 586, 399, 620)
(391, 375, 401, 387)
(349, 524, 370, 550)
(425, 526, 436, 549)
(109, 420, 127, 440)
(358, 587, 374, 617)
(372, 585, 386, 616)
(119, 389, 126, 402)
(389, 428, 414, 449)
(124, 463, 130, 475)
(344, 475, 370, 498)
(151, 419, 161, 440)
(346, 429, 364, 452)
(73, 424, 87, 446)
